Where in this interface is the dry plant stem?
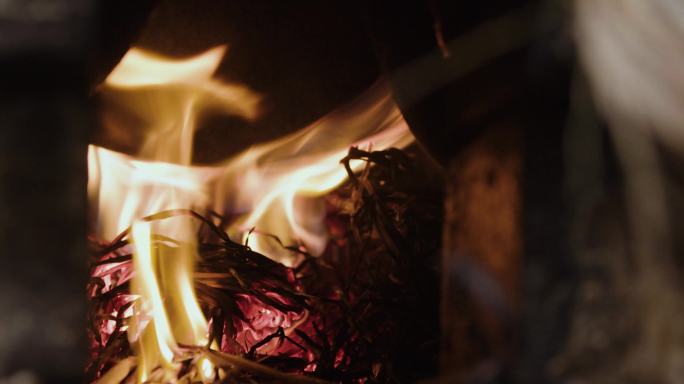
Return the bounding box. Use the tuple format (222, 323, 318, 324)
(205, 350, 330, 384)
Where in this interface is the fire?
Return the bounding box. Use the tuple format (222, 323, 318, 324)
(91, 46, 250, 382)
(214, 81, 413, 264)
(128, 221, 177, 381)
(89, 45, 413, 382)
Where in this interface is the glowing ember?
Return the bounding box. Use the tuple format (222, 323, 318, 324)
(88, 45, 414, 382)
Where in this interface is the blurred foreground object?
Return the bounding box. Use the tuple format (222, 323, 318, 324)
(0, 0, 94, 381)
(553, 0, 684, 382)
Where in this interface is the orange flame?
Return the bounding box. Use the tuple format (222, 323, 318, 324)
(213, 82, 413, 264)
(89, 45, 413, 381)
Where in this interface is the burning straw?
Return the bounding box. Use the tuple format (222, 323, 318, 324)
(87, 147, 442, 383)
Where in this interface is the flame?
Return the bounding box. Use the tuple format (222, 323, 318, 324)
(89, 45, 413, 381)
(128, 221, 176, 381)
(102, 46, 260, 165)
(198, 356, 215, 382)
(214, 83, 413, 264)
(92, 46, 256, 382)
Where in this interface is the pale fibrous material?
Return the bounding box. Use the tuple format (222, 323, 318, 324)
(88, 45, 413, 382)
(570, 1, 684, 381)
